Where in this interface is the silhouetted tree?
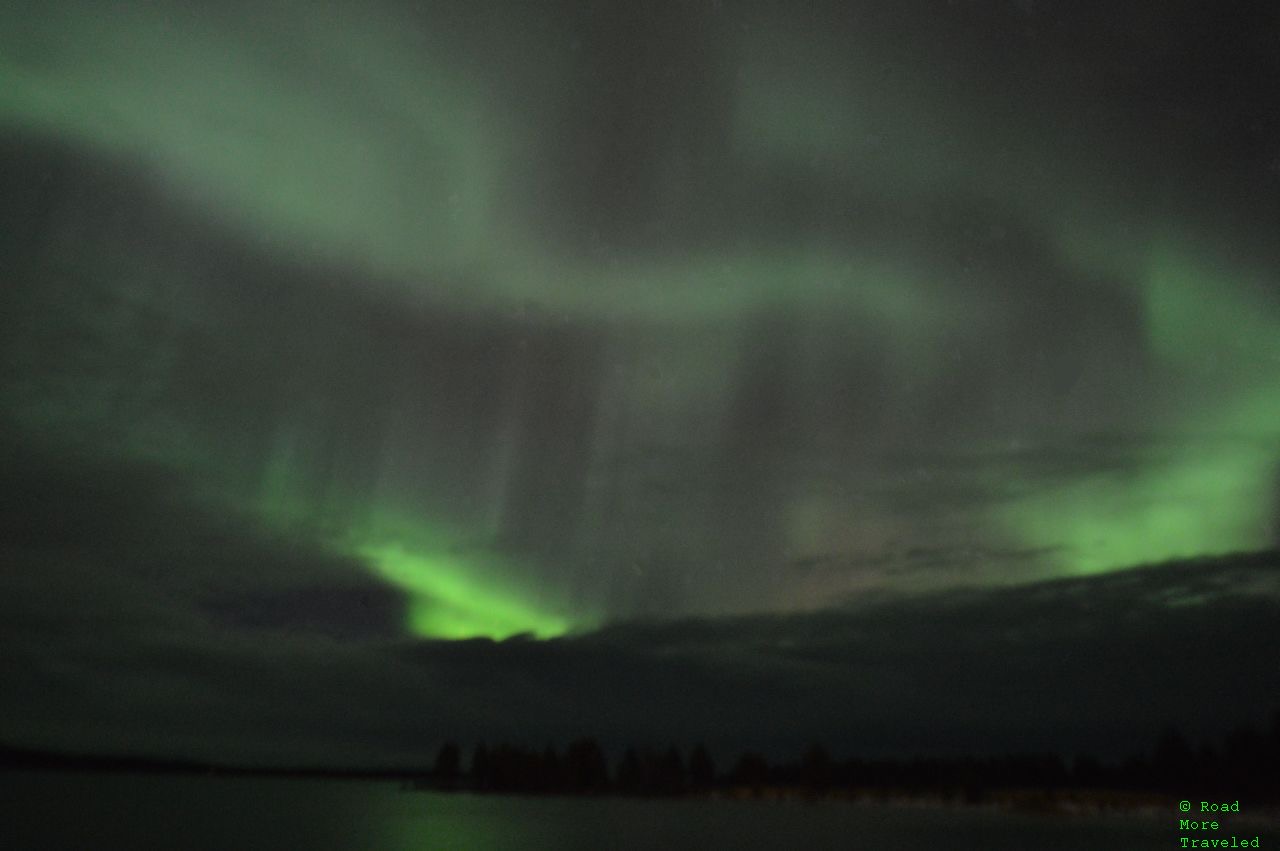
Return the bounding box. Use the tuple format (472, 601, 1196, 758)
(470, 744, 492, 790)
(1269, 710, 1280, 772)
(1071, 753, 1104, 787)
(1151, 727, 1194, 789)
(688, 744, 715, 789)
(487, 743, 549, 792)
(434, 742, 461, 786)
(730, 752, 770, 790)
(541, 745, 564, 791)
(616, 748, 643, 793)
(655, 745, 686, 794)
(564, 738, 608, 792)
(801, 743, 832, 791)
(1222, 724, 1267, 793)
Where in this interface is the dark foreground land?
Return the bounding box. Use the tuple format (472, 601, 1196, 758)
(4, 712, 1278, 816)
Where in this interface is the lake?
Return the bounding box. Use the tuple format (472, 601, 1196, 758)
(1, 770, 1189, 849)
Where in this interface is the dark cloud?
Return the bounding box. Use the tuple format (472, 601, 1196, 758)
(0, 428, 405, 636)
(198, 585, 405, 640)
(5, 474, 1277, 765)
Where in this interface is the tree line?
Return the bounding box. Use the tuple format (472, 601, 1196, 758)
(420, 710, 1280, 801)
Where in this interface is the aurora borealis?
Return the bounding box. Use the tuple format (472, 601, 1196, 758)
(2, 0, 1279, 766)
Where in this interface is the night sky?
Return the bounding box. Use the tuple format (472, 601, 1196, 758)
(2, 0, 1279, 767)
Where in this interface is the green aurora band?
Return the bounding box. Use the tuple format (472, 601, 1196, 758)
(2, 2, 1277, 635)
(357, 543, 572, 640)
(998, 237, 1280, 576)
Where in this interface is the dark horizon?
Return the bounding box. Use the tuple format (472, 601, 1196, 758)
(7, 704, 1279, 801)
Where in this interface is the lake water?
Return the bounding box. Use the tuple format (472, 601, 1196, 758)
(0, 770, 1194, 849)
